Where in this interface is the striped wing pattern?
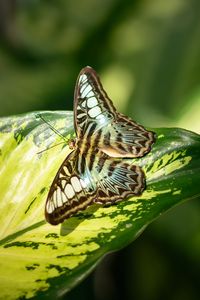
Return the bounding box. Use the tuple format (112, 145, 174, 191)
(45, 66, 155, 225)
(74, 67, 154, 157)
(45, 152, 96, 225)
(45, 150, 145, 225)
(94, 155, 145, 203)
(74, 67, 116, 137)
(100, 113, 154, 158)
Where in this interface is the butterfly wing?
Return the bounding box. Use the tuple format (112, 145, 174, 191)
(87, 150, 145, 204)
(74, 66, 155, 157)
(74, 66, 117, 138)
(99, 113, 155, 158)
(45, 151, 97, 225)
(45, 149, 145, 225)
(45, 66, 155, 225)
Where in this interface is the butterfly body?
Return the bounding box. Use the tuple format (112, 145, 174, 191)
(45, 67, 155, 225)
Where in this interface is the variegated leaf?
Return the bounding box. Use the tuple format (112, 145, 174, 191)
(0, 111, 199, 300)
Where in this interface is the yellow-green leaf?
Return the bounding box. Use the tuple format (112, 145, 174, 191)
(0, 111, 199, 300)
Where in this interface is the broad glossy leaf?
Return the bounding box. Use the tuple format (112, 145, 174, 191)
(0, 111, 199, 300)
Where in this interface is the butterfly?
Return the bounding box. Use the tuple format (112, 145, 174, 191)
(45, 66, 155, 225)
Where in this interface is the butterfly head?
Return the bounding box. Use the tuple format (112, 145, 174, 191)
(68, 138, 77, 150)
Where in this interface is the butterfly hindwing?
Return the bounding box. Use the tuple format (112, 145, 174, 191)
(99, 113, 155, 158)
(92, 152, 145, 204)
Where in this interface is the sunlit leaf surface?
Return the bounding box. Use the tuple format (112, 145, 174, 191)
(0, 111, 199, 300)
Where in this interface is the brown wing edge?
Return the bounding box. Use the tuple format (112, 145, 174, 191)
(45, 193, 95, 225)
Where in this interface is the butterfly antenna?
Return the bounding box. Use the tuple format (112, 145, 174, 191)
(36, 113, 68, 142)
(37, 141, 66, 155)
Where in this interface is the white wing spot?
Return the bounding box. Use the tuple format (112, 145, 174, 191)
(63, 166, 70, 176)
(80, 179, 87, 188)
(77, 112, 86, 119)
(71, 176, 82, 192)
(47, 201, 54, 214)
(87, 91, 95, 98)
(53, 191, 57, 204)
(56, 188, 63, 207)
(79, 74, 87, 84)
(80, 83, 86, 93)
(96, 113, 107, 124)
(81, 176, 92, 189)
(88, 106, 101, 118)
(82, 100, 86, 108)
(61, 180, 66, 189)
(62, 192, 69, 204)
(87, 97, 98, 108)
(82, 85, 92, 98)
(65, 184, 75, 199)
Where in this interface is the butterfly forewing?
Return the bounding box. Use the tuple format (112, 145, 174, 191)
(45, 66, 155, 225)
(74, 67, 117, 138)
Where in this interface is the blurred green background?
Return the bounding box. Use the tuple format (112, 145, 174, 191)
(0, 0, 200, 299)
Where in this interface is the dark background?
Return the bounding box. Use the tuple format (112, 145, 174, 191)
(0, 1, 200, 299)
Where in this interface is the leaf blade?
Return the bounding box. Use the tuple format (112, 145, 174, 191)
(0, 111, 199, 299)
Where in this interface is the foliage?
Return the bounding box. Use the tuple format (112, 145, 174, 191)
(0, 111, 199, 299)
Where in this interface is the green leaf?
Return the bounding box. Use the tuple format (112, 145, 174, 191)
(0, 111, 199, 300)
